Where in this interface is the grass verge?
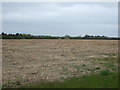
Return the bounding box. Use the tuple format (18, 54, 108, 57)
(22, 70, 118, 88)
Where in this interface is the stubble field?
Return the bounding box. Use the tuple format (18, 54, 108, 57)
(2, 39, 118, 88)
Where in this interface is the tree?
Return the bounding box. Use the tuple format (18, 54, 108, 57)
(64, 35, 70, 39)
(2, 32, 5, 35)
(16, 33, 19, 36)
(84, 34, 90, 38)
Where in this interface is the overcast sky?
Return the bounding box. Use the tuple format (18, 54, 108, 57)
(2, 2, 118, 37)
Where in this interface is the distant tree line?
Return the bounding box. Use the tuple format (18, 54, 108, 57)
(0, 32, 119, 40)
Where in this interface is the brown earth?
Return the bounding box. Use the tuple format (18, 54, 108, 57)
(2, 39, 118, 87)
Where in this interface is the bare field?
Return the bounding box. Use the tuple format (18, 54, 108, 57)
(2, 39, 118, 87)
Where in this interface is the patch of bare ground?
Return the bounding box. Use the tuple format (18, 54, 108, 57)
(2, 39, 118, 87)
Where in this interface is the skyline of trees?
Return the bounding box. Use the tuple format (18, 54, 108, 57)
(0, 32, 119, 40)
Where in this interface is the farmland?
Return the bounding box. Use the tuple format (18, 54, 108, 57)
(2, 39, 118, 88)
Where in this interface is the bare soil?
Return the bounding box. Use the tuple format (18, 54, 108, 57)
(2, 39, 118, 87)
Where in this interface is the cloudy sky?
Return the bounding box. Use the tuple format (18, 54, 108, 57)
(2, 2, 118, 37)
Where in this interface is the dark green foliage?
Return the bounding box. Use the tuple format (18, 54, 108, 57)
(100, 70, 110, 76)
(95, 67, 100, 70)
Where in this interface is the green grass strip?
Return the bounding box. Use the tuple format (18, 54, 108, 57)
(22, 71, 118, 88)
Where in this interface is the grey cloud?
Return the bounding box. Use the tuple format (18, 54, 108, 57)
(2, 2, 118, 37)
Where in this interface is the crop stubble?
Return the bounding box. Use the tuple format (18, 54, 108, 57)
(2, 39, 118, 87)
